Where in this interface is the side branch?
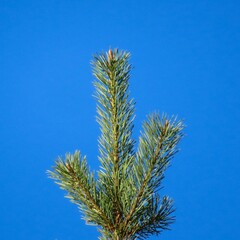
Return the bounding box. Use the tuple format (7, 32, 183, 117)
(66, 163, 114, 231)
(123, 120, 169, 230)
(48, 153, 114, 232)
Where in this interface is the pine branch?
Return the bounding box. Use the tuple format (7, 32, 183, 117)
(123, 119, 167, 229)
(92, 49, 135, 228)
(123, 114, 183, 236)
(133, 196, 175, 239)
(47, 151, 113, 231)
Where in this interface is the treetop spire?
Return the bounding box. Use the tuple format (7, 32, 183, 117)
(48, 48, 184, 240)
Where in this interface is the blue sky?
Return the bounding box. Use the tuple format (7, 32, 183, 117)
(1, 1, 240, 239)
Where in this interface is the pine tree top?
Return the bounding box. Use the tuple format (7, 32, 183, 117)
(48, 49, 184, 240)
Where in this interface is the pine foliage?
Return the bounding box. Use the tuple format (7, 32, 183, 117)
(48, 49, 184, 240)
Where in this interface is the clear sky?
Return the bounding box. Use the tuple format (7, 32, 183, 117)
(1, 1, 240, 239)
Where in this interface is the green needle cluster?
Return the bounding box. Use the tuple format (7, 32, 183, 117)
(48, 49, 184, 240)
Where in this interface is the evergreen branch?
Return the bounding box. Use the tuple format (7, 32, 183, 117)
(47, 151, 113, 231)
(123, 114, 183, 233)
(109, 49, 121, 224)
(133, 196, 175, 239)
(123, 116, 168, 227)
(92, 49, 135, 226)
